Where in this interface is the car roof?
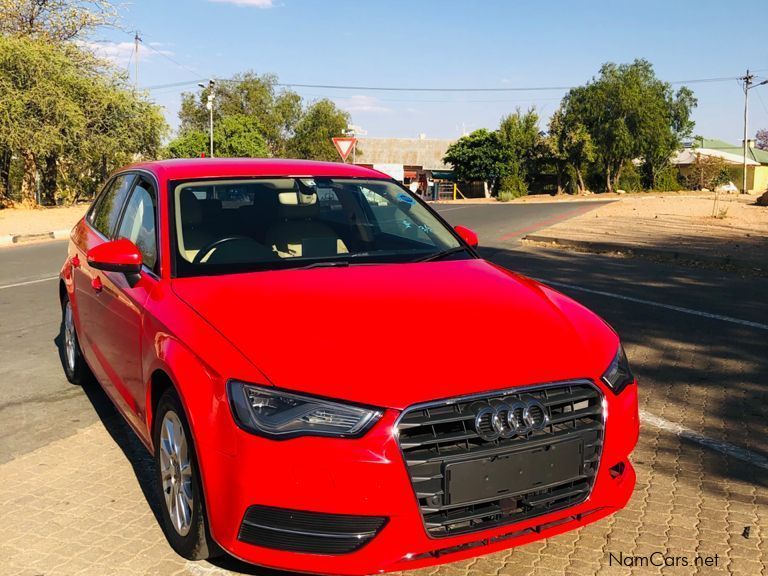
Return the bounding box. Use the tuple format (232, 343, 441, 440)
(121, 158, 390, 181)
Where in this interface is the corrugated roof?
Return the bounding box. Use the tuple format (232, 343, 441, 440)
(354, 138, 455, 170)
(693, 138, 768, 164)
(671, 148, 759, 166)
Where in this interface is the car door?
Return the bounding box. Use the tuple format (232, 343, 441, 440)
(91, 175, 161, 431)
(72, 173, 136, 377)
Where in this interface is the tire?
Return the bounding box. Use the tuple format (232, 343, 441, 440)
(154, 389, 219, 561)
(60, 293, 93, 385)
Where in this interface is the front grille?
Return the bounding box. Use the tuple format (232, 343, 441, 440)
(238, 505, 388, 554)
(396, 381, 603, 538)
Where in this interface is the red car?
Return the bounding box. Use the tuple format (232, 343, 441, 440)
(59, 159, 638, 575)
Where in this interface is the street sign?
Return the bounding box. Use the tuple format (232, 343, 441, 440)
(332, 137, 357, 162)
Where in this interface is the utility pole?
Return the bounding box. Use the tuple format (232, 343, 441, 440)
(741, 70, 753, 194)
(740, 70, 768, 194)
(198, 80, 216, 158)
(134, 32, 141, 90)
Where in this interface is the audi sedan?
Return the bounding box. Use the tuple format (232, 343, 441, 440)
(59, 158, 639, 575)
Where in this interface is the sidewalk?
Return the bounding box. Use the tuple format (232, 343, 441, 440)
(0, 205, 87, 245)
(521, 193, 768, 274)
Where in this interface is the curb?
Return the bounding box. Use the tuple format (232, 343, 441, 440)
(0, 229, 70, 247)
(522, 234, 767, 276)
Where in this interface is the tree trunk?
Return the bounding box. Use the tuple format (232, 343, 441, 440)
(576, 168, 586, 194)
(555, 164, 564, 195)
(40, 154, 58, 206)
(483, 181, 491, 198)
(0, 148, 11, 206)
(605, 165, 613, 194)
(20, 149, 38, 207)
(612, 164, 623, 192)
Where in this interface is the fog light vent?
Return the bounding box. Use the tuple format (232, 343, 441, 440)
(238, 505, 387, 554)
(609, 461, 626, 479)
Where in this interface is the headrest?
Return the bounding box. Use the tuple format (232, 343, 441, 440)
(180, 189, 203, 226)
(200, 198, 222, 214)
(278, 191, 319, 220)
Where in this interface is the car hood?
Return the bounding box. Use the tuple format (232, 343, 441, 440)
(172, 259, 617, 410)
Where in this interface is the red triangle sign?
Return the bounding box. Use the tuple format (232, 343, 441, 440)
(332, 137, 357, 162)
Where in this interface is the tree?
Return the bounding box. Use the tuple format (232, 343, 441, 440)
(179, 72, 303, 157)
(0, 35, 166, 205)
(548, 108, 595, 194)
(561, 59, 696, 192)
(165, 115, 268, 159)
(497, 108, 544, 197)
(756, 129, 768, 151)
(0, 0, 116, 42)
(287, 99, 350, 161)
(443, 129, 510, 198)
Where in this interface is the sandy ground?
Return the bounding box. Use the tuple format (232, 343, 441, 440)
(526, 192, 768, 268)
(0, 205, 87, 238)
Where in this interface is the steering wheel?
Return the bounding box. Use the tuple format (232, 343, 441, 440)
(192, 236, 255, 264)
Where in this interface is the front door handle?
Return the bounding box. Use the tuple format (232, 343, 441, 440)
(91, 276, 103, 292)
(70, 254, 80, 268)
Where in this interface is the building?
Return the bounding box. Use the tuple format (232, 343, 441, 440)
(671, 138, 768, 192)
(353, 136, 459, 198)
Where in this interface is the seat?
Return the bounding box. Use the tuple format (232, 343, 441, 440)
(265, 191, 348, 258)
(179, 190, 216, 261)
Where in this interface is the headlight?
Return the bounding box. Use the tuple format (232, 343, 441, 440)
(227, 381, 382, 439)
(601, 345, 634, 394)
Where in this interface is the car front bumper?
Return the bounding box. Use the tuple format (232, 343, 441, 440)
(199, 382, 639, 575)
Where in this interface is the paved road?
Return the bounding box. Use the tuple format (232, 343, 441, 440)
(0, 201, 765, 576)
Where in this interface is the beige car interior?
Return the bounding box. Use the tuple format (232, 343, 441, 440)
(265, 191, 348, 258)
(176, 181, 348, 262)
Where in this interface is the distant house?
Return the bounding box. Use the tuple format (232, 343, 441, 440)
(671, 138, 768, 192)
(354, 136, 464, 199)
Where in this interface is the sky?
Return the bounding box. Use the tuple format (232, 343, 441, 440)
(91, 0, 768, 144)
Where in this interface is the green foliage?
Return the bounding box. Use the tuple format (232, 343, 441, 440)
(498, 108, 544, 192)
(617, 162, 642, 192)
(287, 99, 350, 161)
(176, 73, 348, 161)
(443, 129, 509, 195)
(548, 108, 594, 193)
(560, 59, 697, 192)
(497, 171, 528, 200)
(0, 35, 166, 205)
(0, 0, 116, 42)
(165, 115, 269, 159)
(652, 164, 682, 191)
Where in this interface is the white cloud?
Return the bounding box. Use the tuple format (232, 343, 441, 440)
(80, 40, 174, 67)
(336, 95, 392, 114)
(209, 0, 275, 7)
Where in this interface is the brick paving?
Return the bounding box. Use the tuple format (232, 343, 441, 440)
(0, 406, 764, 576)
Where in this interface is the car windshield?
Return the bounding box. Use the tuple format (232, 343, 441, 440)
(171, 177, 466, 276)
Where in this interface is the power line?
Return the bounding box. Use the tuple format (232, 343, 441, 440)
(145, 74, 743, 94)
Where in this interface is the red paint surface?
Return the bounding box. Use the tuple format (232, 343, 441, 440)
(60, 159, 638, 575)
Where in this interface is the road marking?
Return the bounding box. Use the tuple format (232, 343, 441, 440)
(497, 203, 606, 241)
(0, 276, 58, 290)
(536, 278, 768, 332)
(640, 410, 768, 470)
(435, 206, 469, 214)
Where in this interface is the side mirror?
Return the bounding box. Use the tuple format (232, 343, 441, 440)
(87, 239, 143, 274)
(454, 225, 479, 248)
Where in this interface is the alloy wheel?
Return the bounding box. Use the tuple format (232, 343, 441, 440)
(159, 411, 194, 536)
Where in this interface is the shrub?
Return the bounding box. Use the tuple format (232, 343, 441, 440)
(497, 172, 528, 201)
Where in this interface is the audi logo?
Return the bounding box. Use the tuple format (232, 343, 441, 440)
(471, 398, 549, 441)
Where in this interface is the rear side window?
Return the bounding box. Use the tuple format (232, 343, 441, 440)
(116, 178, 158, 270)
(89, 174, 135, 237)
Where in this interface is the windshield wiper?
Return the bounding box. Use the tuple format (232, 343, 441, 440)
(288, 261, 351, 271)
(415, 246, 469, 262)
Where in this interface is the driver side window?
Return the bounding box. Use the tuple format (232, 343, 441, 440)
(117, 178, 158, 271)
